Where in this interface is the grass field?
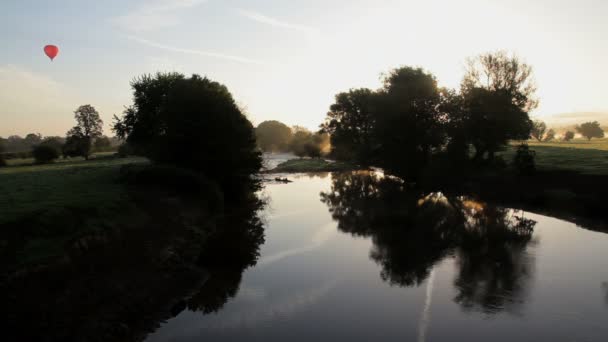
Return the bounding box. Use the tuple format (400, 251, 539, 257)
(501, 138, 608, 175)
(0, 155, 147, 224)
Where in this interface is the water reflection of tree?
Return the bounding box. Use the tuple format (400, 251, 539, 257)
(321, 172, 536, 313)
(187, 196, 266, 314)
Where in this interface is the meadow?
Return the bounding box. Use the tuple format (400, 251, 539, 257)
(503, 138, 608, 175)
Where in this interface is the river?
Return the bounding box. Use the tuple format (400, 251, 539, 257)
(145, 171, 608, 342)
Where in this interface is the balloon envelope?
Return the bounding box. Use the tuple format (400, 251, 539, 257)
(44, 45, 59, 61)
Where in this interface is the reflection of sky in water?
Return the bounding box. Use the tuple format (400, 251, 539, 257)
(146, 173, 608, 342)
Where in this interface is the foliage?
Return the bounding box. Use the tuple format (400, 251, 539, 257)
(255, 120, 293, 152)
(576, 121, 605, 141)
(321, 88, 377, 163)
(40, 136, 65, 152)
(530, 120, 547, 142)
(543, 129, 556, 142)
(32, 145, 60, 164)
(373, 67, 446, 181)
(63, 131, 91, 159)
(462, 50, 538, 112)
(463, 88, 532, 161)
(512, 144, 536, 175)
(563, 131, 575, 142)
(65, 105, 103, 160)
(113, 72, 262, 195)
(93, 136, 112, 152)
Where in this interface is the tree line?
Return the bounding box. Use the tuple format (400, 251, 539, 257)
(318, 51, 603, 181)
(531, 119, 604, 142)
(0, 105, 117, 166)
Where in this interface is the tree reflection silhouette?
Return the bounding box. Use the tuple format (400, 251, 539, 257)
(187, 196, 266, 314)
(321, 172, 536, 313)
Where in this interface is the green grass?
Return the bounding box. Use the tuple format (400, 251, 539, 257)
(0, 156, 147, 224)
(501, 139, 608, 175)
(271, 158, 359, 173)
(5, 151, 117, 167)
(526, 138, 608, 151)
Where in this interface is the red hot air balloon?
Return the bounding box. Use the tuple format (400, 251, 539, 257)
(44, 45, 59, 61)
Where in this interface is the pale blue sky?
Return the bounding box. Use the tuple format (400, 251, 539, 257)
(1, 0, 607, 136)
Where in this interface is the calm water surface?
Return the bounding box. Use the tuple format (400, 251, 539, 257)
(146, 172, 608, 342)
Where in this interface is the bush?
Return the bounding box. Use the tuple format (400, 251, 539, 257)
(32, 145, 60, 164)
(0, 156, 6, 167)
(512, 144, 536, 175)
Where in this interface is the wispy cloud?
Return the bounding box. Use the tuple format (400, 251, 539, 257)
(124, 35, 266, 65)
(236, 8, 319, 35)
(112, 0, 208, 32)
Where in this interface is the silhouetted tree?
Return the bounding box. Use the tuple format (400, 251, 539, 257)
(0, 137, 6, 167)
(373, 67, 446, 181)
(462, 51, 538, 112)
(63, 129, 91, 158)
(576, 121, 605, 141)
(65, 105, 103, 160)
(512, 143, 536, 175)
(543, 129, 555, 142)
(530, 120, 547, 142)
(321, 88, 377, 163)
(463, 88, 532, 161)
(32, 145, 60, 164)
(563, 130, 575, 142)
(40, 136, 65, 152)
(24, 133, 42, 147)
(255, 120, 293, 152)
(113, 72, 262, 194)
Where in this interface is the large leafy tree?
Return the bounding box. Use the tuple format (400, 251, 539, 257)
(461, 52, 536, 160)
(576, 121, 605, 141)
(255, 120, 293, 152)
(65, 105, 103, 160)
(321, 88, 377, 164)
(113, 73, 262, 194)
(373, 67, 446, 181)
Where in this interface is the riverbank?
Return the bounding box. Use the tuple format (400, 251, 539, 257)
(266, 158, 361, 173)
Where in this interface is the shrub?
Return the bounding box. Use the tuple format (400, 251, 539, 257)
(116, 143, 134, 158)
(0, 156, 6, 167)
(512, 144, 536, 175)
(32, 145, 60, 164)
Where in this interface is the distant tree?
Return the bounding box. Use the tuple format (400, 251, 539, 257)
(93, 136, 112, 152)
(255, 120, 293, 152)
(576, 121, 605, 141)
(6, 135, 27, 152)
(66, 105, 103, 159)
(321, 88, 377, 163)
(543, 129, 556, 142)
(0, 137, 6, 167)
(24, 133, 42, 147)
(530, 120, 547, 142)
(563, 130, 575, 142)
(290, 130, 312, 158)
(63, 129, 90, 158)
(40, 136, 65, 152)
(32, 145, 60, 164)
(113, 73, 261, 194)
(304, 141, 322, 159)
(462, 51, 538, 112)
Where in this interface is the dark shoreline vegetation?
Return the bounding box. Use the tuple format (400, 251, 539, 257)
(1, 50, 608, 341)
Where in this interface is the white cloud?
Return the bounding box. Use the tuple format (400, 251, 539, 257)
(236, 8, 319, 35)
(124, 35, 267, 65)
(111, 0, 208, 32)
